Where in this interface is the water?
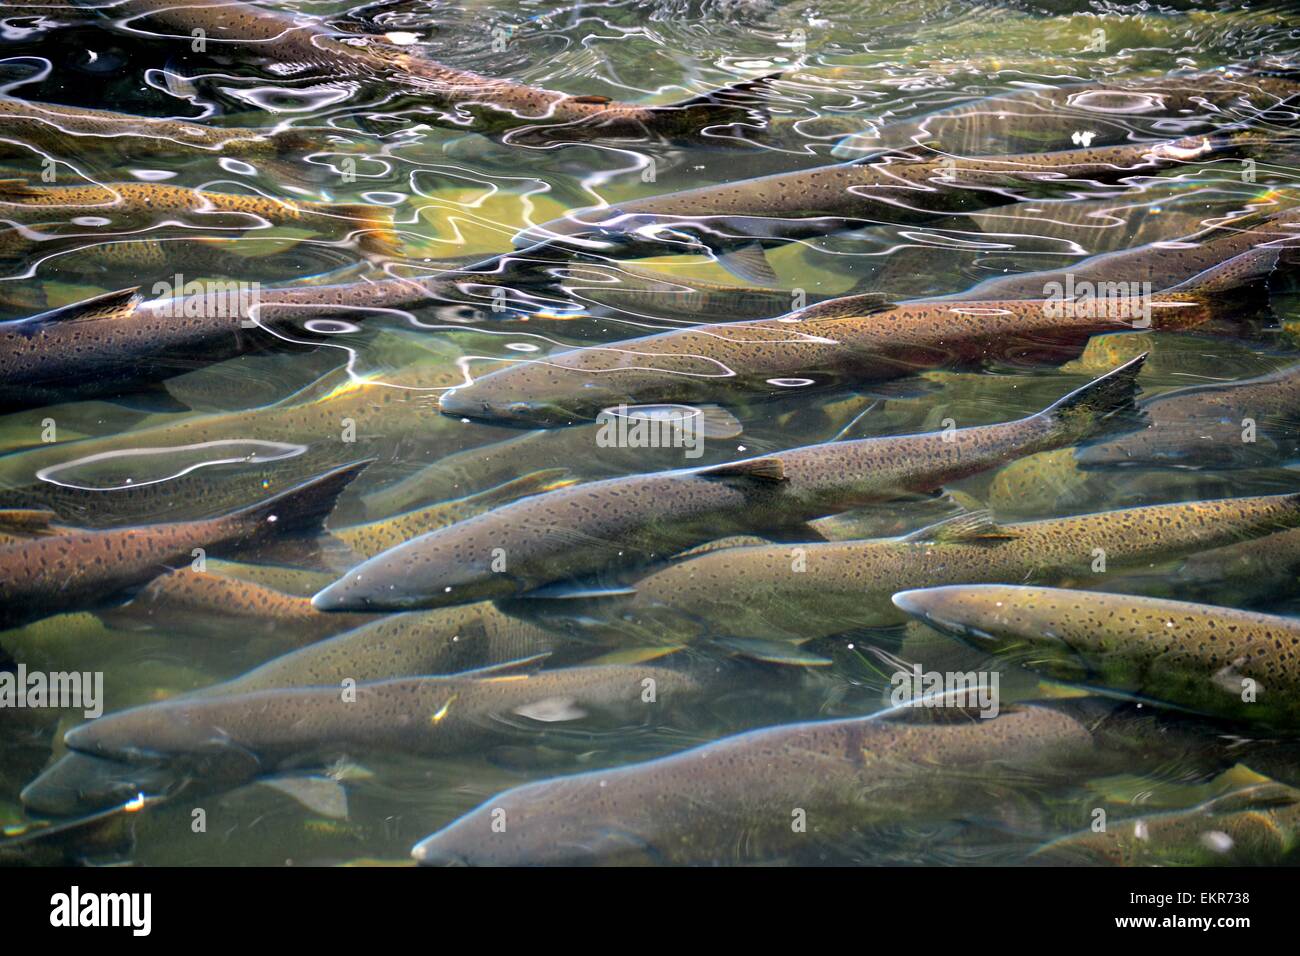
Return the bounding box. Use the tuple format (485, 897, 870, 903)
(2, 0, 1300, 866)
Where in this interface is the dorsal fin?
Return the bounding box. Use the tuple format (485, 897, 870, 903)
(0, 178, 47, 200)
(695, 457, 786, 482)
(0, 508, 63, 537)
(570, 94, 612, 105)
(900, 510, 1018, 544)
(792, 292, 897, 322)
(18, 287, 143, 328)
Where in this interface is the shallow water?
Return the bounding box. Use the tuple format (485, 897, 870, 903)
(2, 0, 1300, 866)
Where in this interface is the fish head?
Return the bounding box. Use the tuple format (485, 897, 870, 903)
(62, 703, 262, 782)
(411, 776, 663, 866)
(891, 584, 1085, 678)
(311, 528, 525, 612)
(20, 752, 180, 816)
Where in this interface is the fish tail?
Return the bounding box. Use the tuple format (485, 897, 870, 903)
(1041, 353, 1147, 443)
(648, 71, 782, 136)
(1157, 245, 1295, 326)
(222, 459, 374, 546)
(329, 203, 401, 258)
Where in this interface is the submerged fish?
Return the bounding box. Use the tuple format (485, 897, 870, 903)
(97, 567, 371, 645)
(410, 702, 1101, 865)
(104, 0, 771, 139)
(64, 663, 703, 777)
(555, 261, 847, 322)
(314, 355, 1146, 612)
(513, 136, 1245, 276)
(862, 71, 1300, 156)
(331, 469, 571, 559)
(957, 204, 1300, 300)
(213, 603, 560, 695)
(892, 584, 1300, 727)
(1077, 362, 1300, 469)
(0, 179, 399, 260)
(0, 459, 368, 630)
(1035, 783, 1300, 866)
(0, 96, 313, 160)
(511, 493, 1300, 648)
(0, 359, 496, 525)
(439, 248, 1269, 426)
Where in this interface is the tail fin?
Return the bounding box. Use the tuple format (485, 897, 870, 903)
(649, 72, 782, 135)
(327, 203, 401, 258)
(1041, 353, 1147, 441)
(1152, 245, 1298, 327)
(223, 459, 373, 545)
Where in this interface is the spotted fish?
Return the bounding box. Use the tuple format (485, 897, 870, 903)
(438, 248, 1272, 426)
(512, 493, 1300, 648)
(0, 459, 369, 630)
(410, 702, 1101, 865)
(313, 355, 1146, 612)
(98, 0, 773, 139)
(892, 584, 1300, 728)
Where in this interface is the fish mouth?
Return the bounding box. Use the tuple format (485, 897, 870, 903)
(891, 587, 995, 643)
(410, 836, 471, 866)
(60, 728, 163, 766)
(438, 389, 583, 427)
(310, 578, 421, 612)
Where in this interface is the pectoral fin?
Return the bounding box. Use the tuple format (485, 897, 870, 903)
(258, 775, 350, 820)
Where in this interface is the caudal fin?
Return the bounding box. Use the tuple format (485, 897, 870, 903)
(1154, 245, 1298, 327)
(649, 72, 782, 136)
(1041, 353, 1147, 442)
(224, 459, 373, 545)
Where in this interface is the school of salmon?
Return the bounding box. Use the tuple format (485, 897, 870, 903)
(2, 0, 1300, 867)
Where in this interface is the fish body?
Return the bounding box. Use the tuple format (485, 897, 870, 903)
(863, 72, 1300, 155)
(410, 703, 1099, 865)
(515, 136, 1236, 258)
(331, 470, 570, 558)
(1078, 362, 1300, 468)
(214, 603, 559, 695)
(1035, 783, 1300, 866)
(0, 460, 366, 630)
(97, 568, 371, 644)
(100, 0, 767, 138)
(438, 274, 1237, 426)
(558, 262, 840, 321)
(313, 356, 1146, 611)
(514, 493, 1300, 645)
(0, 96, 307, 158)
(957, 204, 1300, 300)
(64, 664, 701, 774)
(0, 180, 397, 259)
(892, 584, 1300, 727)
